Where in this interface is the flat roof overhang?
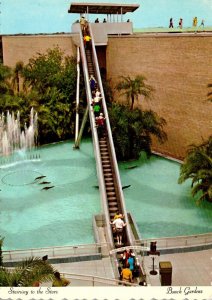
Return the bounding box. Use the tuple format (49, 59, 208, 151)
(68, 2, 140, 14)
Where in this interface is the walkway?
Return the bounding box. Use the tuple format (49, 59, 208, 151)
(142, 249, 212, 286)
(49, 249, 211, 286)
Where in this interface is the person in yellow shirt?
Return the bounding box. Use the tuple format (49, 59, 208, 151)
(84, 35, 91, 49)
(113, 211, 124, 221)
(52, 272, 70, 287)
(121, 263, 133, 285)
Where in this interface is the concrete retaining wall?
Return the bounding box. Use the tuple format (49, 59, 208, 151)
(2, 32, 212, 159)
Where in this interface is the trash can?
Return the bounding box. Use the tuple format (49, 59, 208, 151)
(159, 261, 172, 286)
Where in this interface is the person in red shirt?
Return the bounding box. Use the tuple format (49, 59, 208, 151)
(95, 113, 106, 137)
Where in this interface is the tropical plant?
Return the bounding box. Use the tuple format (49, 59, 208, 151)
(21, 47, 85, 143)
(11, 61, 24, 94)
(115, 75, 154, 110)
(0, 257, 55, 287)
(207, 83, 212, 102)
(0, 63, 13, 94)
(108, 103, 167, 160)
(178, 136, 212, 203)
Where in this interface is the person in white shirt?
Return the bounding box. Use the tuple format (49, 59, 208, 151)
(95, 89, 101, 98)
(111, 216, 126, 245)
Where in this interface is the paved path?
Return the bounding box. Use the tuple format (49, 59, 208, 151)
(51, 249, 212, 286)
(142, 249, 212, 286)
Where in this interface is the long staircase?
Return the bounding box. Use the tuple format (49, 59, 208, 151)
(77, 23, 145, 283)
(85, 48, 122, 228)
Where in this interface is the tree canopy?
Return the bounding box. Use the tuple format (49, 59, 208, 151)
(178, 136, 212, 203)
(0, 48, 88, 145)
(0, 257, 55, 287)
(108, 103, 167, 160)
(115, 75, 154, 110)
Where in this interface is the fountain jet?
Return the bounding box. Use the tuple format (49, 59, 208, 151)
(0, 108, 38, 156)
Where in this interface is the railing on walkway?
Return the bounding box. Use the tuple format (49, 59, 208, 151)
(135, 233, 212, 250)
(3, 243, 109, 262)
(61, 272, 138, 287)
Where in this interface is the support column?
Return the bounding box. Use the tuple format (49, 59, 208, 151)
(74, 47, 80, 144)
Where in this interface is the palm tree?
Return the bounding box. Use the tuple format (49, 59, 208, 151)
(115, 75, 154, 110)
(109, 103, 167, 160)
(0, 63, 13, 94)
(0, 257, 55, 287)
(178, 136, 212, 203)
(207, 83, 212, 102)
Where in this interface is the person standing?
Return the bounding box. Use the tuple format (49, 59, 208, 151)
(178, 18, 183, 29)
(120, 263, 133, 285)
(89, 75, 96, 92)
(127, 251, 135, 275)
(80, 16, 87, 34)
(199, 19, 205, 28)
(111, 215, 126, 245)
(84, 34, 91, 49)
(169, 18, 174, 28)
(95, 88, 101, 98)
(193, 16, 198, 27)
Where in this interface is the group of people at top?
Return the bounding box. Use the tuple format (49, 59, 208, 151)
(169, 17, 205, 29)
(95, 17, 107, 23)
(192, 17, 204, 27)
(89, 75, 106, 137)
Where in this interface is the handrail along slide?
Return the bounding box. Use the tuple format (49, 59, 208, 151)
(77, 24, 114, 250)
(78, 23, 145, 283)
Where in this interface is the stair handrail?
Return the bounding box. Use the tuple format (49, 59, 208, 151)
(88, 23, 134, 247)
(77, 24, 114, 249)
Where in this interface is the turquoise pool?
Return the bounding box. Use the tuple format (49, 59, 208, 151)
(0, 140, 100, 250)
(0, 140, 211, 250)
(119, 154, 212, 239)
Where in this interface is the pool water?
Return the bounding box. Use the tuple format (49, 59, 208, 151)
(0, 140, 100, 250)
(0, 140, 211, 250)
(119, 154, 212, 239)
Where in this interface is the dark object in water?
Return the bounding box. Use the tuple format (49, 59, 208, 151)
(35, 175, 46, 180)
(125, 165, 137, 170)
(93, 185, 99, 189)
(41, 186, 54, 190)
(39, 181, 51, 185)
(122, 185, 131, 190)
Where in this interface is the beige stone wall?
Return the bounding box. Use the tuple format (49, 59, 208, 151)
(107, 33, 212, 159)
(2, 34, 77, 67)
(2, 33, 212, 159)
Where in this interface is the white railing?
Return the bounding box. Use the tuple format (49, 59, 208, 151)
(77, 23, 114, 250)
(135, 233, 212, 250)
(89, 23, 134, 247)
(61, 272, 138, 287)
(3, 243, 109, 262)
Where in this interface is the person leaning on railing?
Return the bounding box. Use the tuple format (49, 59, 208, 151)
(52, 272, 70, 287)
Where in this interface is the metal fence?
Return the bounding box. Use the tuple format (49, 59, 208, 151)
(3, 233, 212, 262)
(3, 243, 109, 262)
(135, 233, 212, 250)
(60, 272, 138, 287)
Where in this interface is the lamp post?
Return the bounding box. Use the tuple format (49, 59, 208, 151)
(147, 241, 160, 276)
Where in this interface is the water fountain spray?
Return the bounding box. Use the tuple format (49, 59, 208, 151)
(0, 108, 38, 156)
